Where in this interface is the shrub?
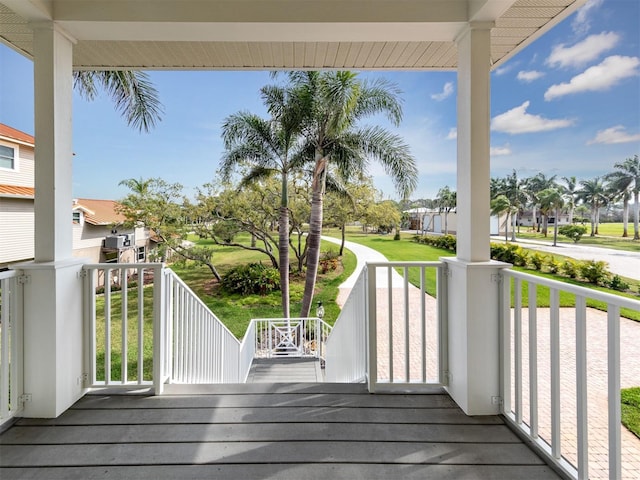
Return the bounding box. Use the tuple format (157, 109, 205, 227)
(222, 263, 280, 295)
(546, 258, 561, 274)
(319, 249, 340, 274)
(560, 259, 578, 279)
(578, 260, 610, 285)
(529, 252, 545, 271)
(609, 275, 630, 292)
(490, 243, 527, 266)
(559, 224, 587, 243)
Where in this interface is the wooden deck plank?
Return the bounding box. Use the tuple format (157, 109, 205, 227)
(72, 392, 458, 409)
(0, 464, 563, 480)
(160, 382, 446, 395)
(0, 441, 547, 466)
(13, 406, 503, 426)
(0, 423, 521, 445)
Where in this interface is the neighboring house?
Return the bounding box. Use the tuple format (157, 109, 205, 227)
(405, 208, 459, 235)
(0, 123, 35, 267)
(0, 123, 154, 270)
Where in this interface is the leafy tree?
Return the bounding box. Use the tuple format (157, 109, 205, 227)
(271, 71, 418, 317)
(117, 177, 222, 281)
(219, 86, 307, 318)
(606, 155, 640, 239)
(74, 71, 163, 133)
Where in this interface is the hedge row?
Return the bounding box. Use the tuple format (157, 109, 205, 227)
(412, 234, 631, 291)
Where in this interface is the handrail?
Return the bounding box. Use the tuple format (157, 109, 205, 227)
(325, 268, 368, 383)
(325, 261, 447, 391)
(500, 268, 640, 480)
(250, 317, 331, 359)
(0, 269, 24, 426)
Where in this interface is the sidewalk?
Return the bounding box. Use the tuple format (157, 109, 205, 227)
(324, 235, 640, 479)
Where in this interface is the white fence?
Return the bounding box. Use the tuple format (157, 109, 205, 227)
(500, 268, 640, 480)
(251, 317, 331, 359)
(325, 270, 368, 382)
(83, 264, 330, 389)
(0, 270, 24, 426)
(325, 261, 448, 392)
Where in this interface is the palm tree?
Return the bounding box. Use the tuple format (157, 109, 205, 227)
(578, 177, 608, 236)
(273, 71, 418, 317)
(538, 188, 564, 246)
(220, 87, 306, 318)
(606, 155, 640, 240)
(490, 194, 513, 242)
(526, 173, 558, 234)
(560, 176, 578, 224)
(73, 71, 163, 133)
(435, 186, 456, 234)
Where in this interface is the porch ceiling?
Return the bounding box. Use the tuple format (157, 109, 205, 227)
(0, 0, 584, 70)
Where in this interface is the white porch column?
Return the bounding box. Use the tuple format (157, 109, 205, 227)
(443, 22, 506, 416)
(18, 23, 85, 418)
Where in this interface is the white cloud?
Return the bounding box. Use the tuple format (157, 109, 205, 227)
(491, 101, 574, 134)
(545, 55, 640, 100)
(490, 144, 512, 156)
(572, 0, 604, 35)
(431, 82, 454, 101)
(546, 32, 620, 69)
(517, 70, 545, 83)
(446, 128, 457, 140)
(587, 125, 640, 145)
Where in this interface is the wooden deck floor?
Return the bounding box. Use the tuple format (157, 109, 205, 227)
(0, 380, 563, 480)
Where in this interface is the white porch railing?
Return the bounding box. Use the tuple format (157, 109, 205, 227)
(325, 261, 448, 392)
(83, 263, 169, 392)
(251, 317, 331, 359)
(325, 269, 368, 383)
(0, 270, 24, 427)
(500, 268, 640, 480)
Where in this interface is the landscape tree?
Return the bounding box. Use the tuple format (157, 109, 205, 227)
(117, 177, 223, 281)
(606, 155, 640, 240)
(270, 71, 418, 317)
(525, 173, 558, 233)
(219, 87, 307, 318)
(560, 176, 579, 225)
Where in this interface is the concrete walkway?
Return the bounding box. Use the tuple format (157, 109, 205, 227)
(324, 235, 640, 479)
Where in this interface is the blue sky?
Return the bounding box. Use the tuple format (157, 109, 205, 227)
(0, 0, 638, 202)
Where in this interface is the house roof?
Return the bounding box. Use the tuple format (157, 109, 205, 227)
(0, 123, 34, 146)
(73, 198, 126, 226)
(0, 184, 35, 199)
(0, 0, 586, 71)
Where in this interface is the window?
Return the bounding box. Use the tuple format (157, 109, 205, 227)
(137, 246, 146, 262)
(0, 144, 15, 170)
(72, 211, 81, 224)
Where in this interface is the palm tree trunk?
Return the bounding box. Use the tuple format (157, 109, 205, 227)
(553, 207, 559, 246)
(634, 191, 640, 240)
(340, 223, 346, 256)
(622, 196, 629, 237)
(511, 210, 517, 241)
(300, 154, 328, 318)
(279, 208, 290, 318)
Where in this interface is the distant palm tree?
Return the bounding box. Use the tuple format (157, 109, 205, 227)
(490, 194, 513, 242)
(560, 176, 578, 224)
(273, 71, 418, 317)
(435, 186, 456, 234)
(220, 86, 307, 318)
(578, 177, 608, 236)
(606, 155, 640, 240)
(74, 71, 163, 133)
(526, 173, 558, 234)
(538, 188, 564, 246)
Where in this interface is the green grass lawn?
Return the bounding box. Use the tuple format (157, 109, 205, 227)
(622, 387, 640, 439)
(514, 222, 639, 252)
